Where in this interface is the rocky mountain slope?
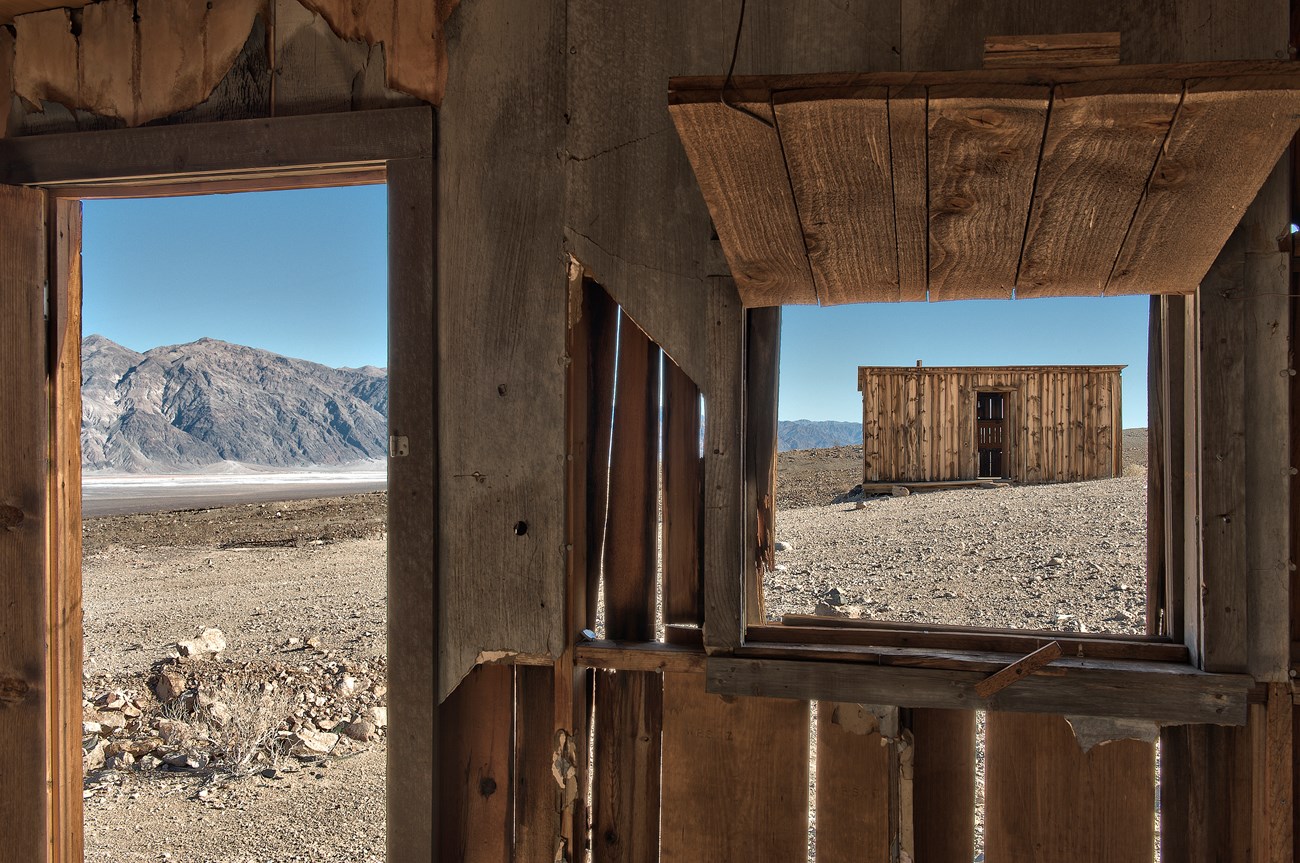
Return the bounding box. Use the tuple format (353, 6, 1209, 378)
(82, 335, 388, 473)
(777, 419, 862, 451)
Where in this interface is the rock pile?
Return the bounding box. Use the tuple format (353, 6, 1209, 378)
(82, 629, 389, 779)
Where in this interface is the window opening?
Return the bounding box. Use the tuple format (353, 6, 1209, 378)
(79, 185, 391, 861)
(768, 296, 1150, 637)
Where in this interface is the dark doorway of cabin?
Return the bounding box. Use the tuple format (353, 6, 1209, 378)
(976, 391, 1006, 478)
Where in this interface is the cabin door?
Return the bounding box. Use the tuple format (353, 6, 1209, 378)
(976, 391, 1007, 478)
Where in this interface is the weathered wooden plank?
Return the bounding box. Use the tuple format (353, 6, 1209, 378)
(669, 99, 816, 306)
(577, 641, 707, 675)
(1018, 81, 1179, 298)
(773, 88, 897, 304)
(662, 358, 702, 627)
(1162, 295, 1188, 642)
(911, 709, 976, 863)
(1148, 305, 1166, 634)
(438, 665, 514, 863)
(1197, 218, 1248, 674)
(513, 664, 558, 863)
(890, 85, 929, 302)
(11, 7, 77, 107)
(1161, 723, 1251, 863)
(0, 183, 47, 863)
(47, 195, 82, 863)
(593, 671, 662, 863)
(584, 281, 619, 633)
(745, 308, 780, 626)
(1108, 80, 1300, 295)
(437, 0, 566, 699)
(927, 84, 1049, 300)
(815, 703, 894, 863)
(0, 28, 11, 136)
(708, 656, 1249, 725)
(273, 0, 374, 115)
(1242, 160, 1291, 682)
(1182, 293, 1203, 665)
(385, 153, 437, 863)
(604, 312, 660, 642)
(0, 107, 432, 186)
(702, 279, 746, 651)
(1250, 683, 1294, 863)
(985, 711, 1154, 862)
(983, 31, 1121, 68)
(660, 671, 810, 862)
(76, 0, 134, 121)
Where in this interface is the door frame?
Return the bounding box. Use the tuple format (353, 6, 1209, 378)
(975, 389, 1009, 479)
(0, 107, 436, 863)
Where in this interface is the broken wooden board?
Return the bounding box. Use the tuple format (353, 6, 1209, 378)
(985, 711, 1154, 862)
(814, 703, 894, 862)
(669, 63, 1300, 306)
(659, 671, 810, 862)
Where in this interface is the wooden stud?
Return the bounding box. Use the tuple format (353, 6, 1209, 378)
(660, 672, 810, 862)
(1161, 723, 1251, 863)
(0, 183, 47, 863)
(745, 308, 780, 626)
(815, 703, 894, 863)
(1162, 295, 1188, 642)
(385, 153, 438, 863)
(662, 357, 703, 627)
(911, 709, 976, 863)
(592, 671, 662, 863)
(1148, 299, 1167, 634)
(985, 711, 1154, 862)
(1250, 683, 1294, 863)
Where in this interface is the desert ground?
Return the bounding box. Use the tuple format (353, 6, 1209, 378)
(81, 432, 1149, 861)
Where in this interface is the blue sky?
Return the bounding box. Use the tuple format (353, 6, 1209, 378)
(82, 187, 1149, 427)
(779, 296, 1149, 427)
(82, 185, 389, 369)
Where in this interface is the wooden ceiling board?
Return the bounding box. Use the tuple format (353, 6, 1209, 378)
(773, 87, 898, 305)
(1106, 77, 1300, 295)
(889, 85, 929, 302)
(669, 99, 818, 306)
(926, 84, 1050, 301)
(1016, 80, 1182, 298)
(0, 0, 88, 24)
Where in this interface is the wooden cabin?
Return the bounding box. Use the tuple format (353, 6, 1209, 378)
(858, 364, 1125, 484)
(2, 3, 1300, 862)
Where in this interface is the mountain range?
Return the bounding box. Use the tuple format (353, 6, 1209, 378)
(81, 335, 388, 473)
(777, 419, 862, 452)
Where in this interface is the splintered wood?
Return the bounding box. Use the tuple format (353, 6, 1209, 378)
(669, 63, 1300, 306)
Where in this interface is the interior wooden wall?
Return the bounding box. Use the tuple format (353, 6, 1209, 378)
(859, 366, 1123, 484)
(0, 0, 1296, 861)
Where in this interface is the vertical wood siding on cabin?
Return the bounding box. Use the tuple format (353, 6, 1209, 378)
(860, 367, 1122, 483)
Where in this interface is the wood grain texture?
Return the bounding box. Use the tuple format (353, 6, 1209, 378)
(296, 0, 457, 105)
(1017, 80, 1180, 297)
(1108, 80, 1300, 295)
(890, 85, 929, 302)
(773, 88, 897, 304)
(47, 196, 82, 863)
(985, 711, 1154, 862)
(0, 28, 11, 136)
(660, 671, 810, 862)
(745, 308, 780, 626)
(1197, 223, 1248, 674)
(12, 0, 263, 126)
(927, 84, 1048, 300)
(584, 282, 619, 633)
(708, 656, 1249, 725)
(437, 665, 513, 863)
(1242, 161, 1291, 682)
(670, 99, 816, 306)
(1161, 723, 1251, 863)
(1250, 684, 1293, 863)
(702, 280, 745, 651)
(593, 671, 662, 863)
(662, 357, 703, 626)
(385, 153, 437, 863)
(911, 709, 976, 863)
(1147, 298, 1166, 634)
(983, 31, 1121, 68)
(0, 183, 47, 863)
(603, 313, 659, 642)
(815, 703, 893, 863)
(1161, 295, 1188, 642)
(437, 0, 566, 700)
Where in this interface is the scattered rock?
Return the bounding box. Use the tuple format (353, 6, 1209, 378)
(154, 668, 188, 703)
(342, 720, 376, 742)
(83, 738, 107, 771)
(177, 628, 227, 659)
(890, 486, 911, 497)
(822, 587, 844, 606)
(291, 728, 339, 758)
(774, 540, 794, 552)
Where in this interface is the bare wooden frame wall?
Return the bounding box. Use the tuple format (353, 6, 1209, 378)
(0, 107, 435, 863)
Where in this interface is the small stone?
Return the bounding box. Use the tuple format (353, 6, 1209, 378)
(813, 600, 847, 617)
(854, 500, 866, 510)
(363, 706, 387, 728)
(154, 668, 188, 703)
(822, 587, 844, 606)
(156, 718, 192, 746)
(94, 690, 126, 710)
(305, 636, 323, 649)
(260, 767, 279, 779)
(83, 720, 103, 737)
(774, 540, 794, 552)
(138, 754, 163, 771)
(286, 637, 301, 647)
(94, 711, 127, 732)
(83, 739, 107, 771)
(290, 728, 339, 758)
(106, 751, 135, 771)
(177, 627, 227, 658)
(1048, 555, 1065, 567)
(342, 720, 376, 742)
(206, 700, 233, 728)
(890, 486, 911, 497)
(336, 676, 359, 696)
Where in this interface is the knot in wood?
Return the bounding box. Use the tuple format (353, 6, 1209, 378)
(0, 505, 23, 529)
(0, 676, 31, 704)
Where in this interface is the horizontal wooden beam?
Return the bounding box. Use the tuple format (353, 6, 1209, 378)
(670, 60, 1300, 105)
(576, 640, 707, 674)
(762, 621, 1189, 663)
(0, 107, 434, 187)
(45, 167, 387, 200)
(708, 656, 1250, 725)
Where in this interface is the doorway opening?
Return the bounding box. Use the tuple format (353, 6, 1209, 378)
(976, 391, 1007, 479)
(78, 185, 393, 862)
